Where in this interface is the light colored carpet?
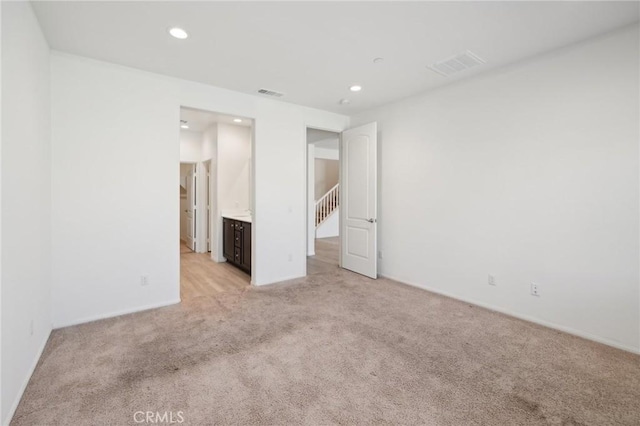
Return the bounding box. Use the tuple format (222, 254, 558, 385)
(11, 239, 640, 425)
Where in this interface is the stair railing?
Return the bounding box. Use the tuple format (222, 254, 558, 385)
(315, 183, 339, 227)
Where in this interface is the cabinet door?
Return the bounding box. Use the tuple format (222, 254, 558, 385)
(223, 219, 235, 260)
(234, 230, 242, 248)
(241, 222, 251, 272)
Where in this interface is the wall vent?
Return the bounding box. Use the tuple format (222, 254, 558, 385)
(257, 88, 284, 97)
(428, 51, 485, 77)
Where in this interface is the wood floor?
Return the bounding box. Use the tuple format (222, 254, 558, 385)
(307, 236, 340, 275)
(181, 236, 338, 300)
(180, 240, 250, 300)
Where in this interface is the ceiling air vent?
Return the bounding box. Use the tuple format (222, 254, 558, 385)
(257, 88, 284, 97)
(428, 51, 485, 77)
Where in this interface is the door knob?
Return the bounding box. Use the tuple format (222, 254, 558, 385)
(367, 218, 376, 223)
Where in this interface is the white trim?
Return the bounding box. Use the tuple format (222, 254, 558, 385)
(304, 124, 345, 275)
(254, 274, 305, 287)
(381, 273, 640, 355)
(53, 299, 181, 329)
(4, 329, 52, 426)
(306, 143, 316, 258)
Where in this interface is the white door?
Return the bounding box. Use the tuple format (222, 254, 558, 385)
(340, 122, 377, 279)
(186, 165, 196, 250)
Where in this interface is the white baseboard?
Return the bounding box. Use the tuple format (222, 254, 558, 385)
(380, 273, 640, 355)
(255, 274, 306, 287)
(53, 299, 181, 329)
(4, 328, 52, 426)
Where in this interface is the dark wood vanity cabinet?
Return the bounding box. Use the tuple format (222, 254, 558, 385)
(223, 218, 251, 275)
(223, 219, 235, 261)
(241, 222, 251, 271)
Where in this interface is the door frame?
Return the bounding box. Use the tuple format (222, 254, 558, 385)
(304, 125, 345, 276)
(178, 105, 257, 285)
(180, 161, 198, 251)
(202, 159, 212, 253)
(181, 161, 211, 254)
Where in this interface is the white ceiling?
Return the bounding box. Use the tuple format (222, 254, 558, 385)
(307, 128, 339, 150)
(314, 138, 339, 151)
(32, 1, 639, 114)
(307, 128, 338, 144)
(180, 107, 251, 133)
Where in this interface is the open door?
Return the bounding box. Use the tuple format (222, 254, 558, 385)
(340, 122, 377, 279)
(185, 165, 196, 250)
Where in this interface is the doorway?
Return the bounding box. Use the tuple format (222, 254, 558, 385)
(178, 106, 254, 300)
(306, 128, 341, 274)
(305, 123, 379, 279)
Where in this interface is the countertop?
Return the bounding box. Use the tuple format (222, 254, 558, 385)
(222, 214, 252, 223)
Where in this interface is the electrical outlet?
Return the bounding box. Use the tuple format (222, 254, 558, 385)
(531, 282, 540, 297)
(488, 274, 496, 286)
(288, 254, 292, 262)
(378, 250, 383, 260)
(141, 275, 149, 286)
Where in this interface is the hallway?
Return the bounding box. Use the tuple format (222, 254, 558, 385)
(180, 241, 250, 300)
(307, 237, 339, 275)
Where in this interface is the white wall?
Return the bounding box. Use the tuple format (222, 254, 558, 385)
(215, 123, 252, 261)
(0, 0, 3, 417)
(307, 144, 316, 255)
(201, 123, 217, 162)
(316, 207, 339, 239)
(50, 52, 349, 326)
(202, 124, 218, 259)
(252, 102, 347, 283)
(1, 2, 52, 423)
(194, 161, 209, 253)
(51, 55, 181, 327)
(314, 158, 339, 199)
(351, 25, 640, 352)
(218, 123, 251, 212)
(314, 146, 339, 161)
(179, 130, 202, 162)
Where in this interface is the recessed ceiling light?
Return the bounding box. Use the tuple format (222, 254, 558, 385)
(373, 57, 384, 64)
(168, 27, 189, 39)
(349, 85, 362, 92)
(339, 98, 351, 105)
(180, 124, 189, 129)
(233, 118, 242, 123)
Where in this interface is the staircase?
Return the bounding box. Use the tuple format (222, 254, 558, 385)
(316, 183, 339, 226)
